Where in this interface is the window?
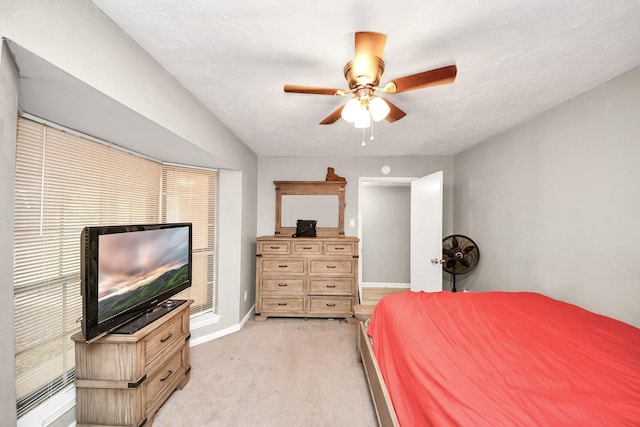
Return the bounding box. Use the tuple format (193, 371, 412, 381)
(162, 166, 217, 315)
(14, 117, 217, 417)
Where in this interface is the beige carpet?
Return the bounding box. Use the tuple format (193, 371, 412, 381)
(153, 318, 378, 427)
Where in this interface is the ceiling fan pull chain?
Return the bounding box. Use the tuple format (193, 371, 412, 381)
(370, 113, 375, 141)
(361, 127, 366, 146)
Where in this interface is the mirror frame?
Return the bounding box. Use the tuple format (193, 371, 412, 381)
(274, 181, 346, 236)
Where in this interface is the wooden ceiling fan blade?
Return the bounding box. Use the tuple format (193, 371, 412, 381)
(283, 85, 346, 96)
(385, 65, 457, 94)
(319, 105, 345, 125)
(354, 32, 387, 59)
(383, 99, 407, 123)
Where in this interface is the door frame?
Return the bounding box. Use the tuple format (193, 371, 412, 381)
(358, 176, 416, 303)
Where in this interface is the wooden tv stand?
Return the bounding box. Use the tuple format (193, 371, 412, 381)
(72, 299, 192, 427)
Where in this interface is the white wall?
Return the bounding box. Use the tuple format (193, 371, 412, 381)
(257, 156, 454, 295)
(0, 0, 258, 321)
(1, 0, 251, 170)
(0, 2, 258, 424)
(361, 185, 411, 283)
(454, 67, 640, 327)
(0, 40, 19, 425)
(257, 156, 455, 237)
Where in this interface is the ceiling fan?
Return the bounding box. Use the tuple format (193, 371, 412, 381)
(283, 32, 457, 128)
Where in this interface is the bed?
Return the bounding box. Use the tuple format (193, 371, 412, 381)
(357, 291, 640, 426)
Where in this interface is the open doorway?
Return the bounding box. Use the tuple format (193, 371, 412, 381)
(358, 177, 414, 304)
(358, 172, 444, 304)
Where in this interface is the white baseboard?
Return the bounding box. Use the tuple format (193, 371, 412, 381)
(362, 282, 410, 289)
(189, 305, 254, 347)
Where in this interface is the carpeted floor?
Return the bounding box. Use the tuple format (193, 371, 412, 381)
(153, 317, 377, 427)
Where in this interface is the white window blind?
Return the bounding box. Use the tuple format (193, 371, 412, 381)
(14, 117, 217, 417)
(162, 166, 217, 314)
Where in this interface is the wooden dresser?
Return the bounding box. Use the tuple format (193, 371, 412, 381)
(72, 299, 192, 427)
(255, 236, 359, 321)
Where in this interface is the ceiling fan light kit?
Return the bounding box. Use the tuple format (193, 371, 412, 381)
(341, 96, 390, 127)
(283, 31, 457, 143)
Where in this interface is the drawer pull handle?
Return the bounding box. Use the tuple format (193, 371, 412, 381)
(326, 265, 336, 269)
(160, 369, 173, 382)
(278, 264, 288, 268)
(278, 283, 288, 287)
(326, 284, 336, 288)
(270, 246, 280, 249)
(326, 303, 336, 307)
(302, 246, 312, 249)
(334, 247, 345, 250)
(278, 302, 288, 306)
(160, 332, 173, 343)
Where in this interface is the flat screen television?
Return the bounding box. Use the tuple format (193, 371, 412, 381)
(80, 223, 192, 342)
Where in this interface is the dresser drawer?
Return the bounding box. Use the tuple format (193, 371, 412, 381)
(309, 259, 354, 275)
(261, 297, 305, 312)
(308, 297, 354, 314)
(292, 241, 322, 255)
(309, 278, 353, 295)
(262, 278, 305, 293)
(325, 241, 356, 255)
(259, 241, 290, 255)
(261, 259, 305, 273)
(144, 315, 184, 366)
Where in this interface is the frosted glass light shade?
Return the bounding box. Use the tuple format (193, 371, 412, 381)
(341, 98, 361, 123)
(354, 109, 371, 128)
(369, 97, 390, 121)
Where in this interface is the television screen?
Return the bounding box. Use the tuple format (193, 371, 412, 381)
(81, 223, 192, 342)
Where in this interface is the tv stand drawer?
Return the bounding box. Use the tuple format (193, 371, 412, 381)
(145, 345, 187, 414)
(145, 315, 185, 365)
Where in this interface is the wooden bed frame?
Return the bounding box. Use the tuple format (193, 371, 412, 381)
(357, 321, 400, 427)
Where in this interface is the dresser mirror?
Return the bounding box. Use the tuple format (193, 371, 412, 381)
(274, 181, 346, 236)
(281, 195, 339, 227)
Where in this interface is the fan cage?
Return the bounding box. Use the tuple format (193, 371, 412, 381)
(442, 234, 480, 292)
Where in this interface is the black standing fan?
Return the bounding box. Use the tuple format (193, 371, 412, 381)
(442, 235, 480, 292)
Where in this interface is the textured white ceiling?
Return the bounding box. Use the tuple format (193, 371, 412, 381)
(90, 0, 640, 157)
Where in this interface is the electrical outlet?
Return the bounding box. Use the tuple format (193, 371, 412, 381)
(349, 218, 356, 228)
(243, 289, 248, 301)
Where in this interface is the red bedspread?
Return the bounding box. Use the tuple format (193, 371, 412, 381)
(367, 291, 640, 426)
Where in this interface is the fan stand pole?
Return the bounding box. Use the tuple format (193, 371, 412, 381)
(452, 274, 457, 293)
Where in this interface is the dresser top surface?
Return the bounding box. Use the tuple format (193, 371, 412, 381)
(257, 235, 359, 242)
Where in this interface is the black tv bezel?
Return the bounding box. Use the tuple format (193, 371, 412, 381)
(80, 222, 192, 343)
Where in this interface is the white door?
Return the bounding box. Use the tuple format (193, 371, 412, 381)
(410, 171, 443, 292)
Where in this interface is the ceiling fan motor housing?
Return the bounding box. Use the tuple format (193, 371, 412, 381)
(343, 56, 385, 89)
